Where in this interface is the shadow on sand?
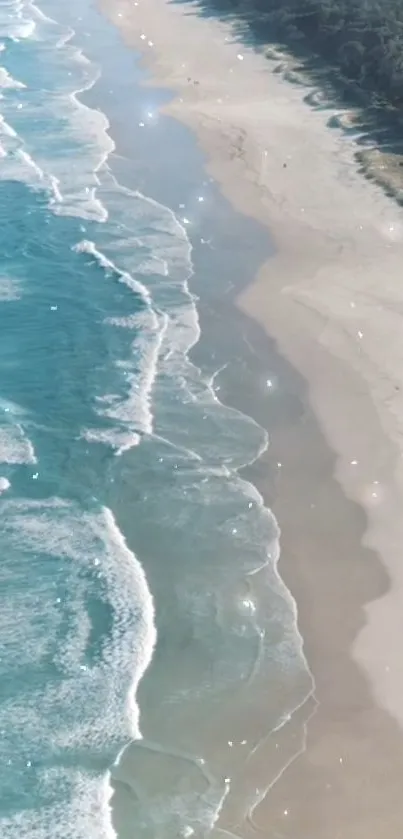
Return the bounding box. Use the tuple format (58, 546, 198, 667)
(171, 0, 403, 204)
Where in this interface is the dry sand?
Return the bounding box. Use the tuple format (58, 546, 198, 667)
(100, 0, 403, 835)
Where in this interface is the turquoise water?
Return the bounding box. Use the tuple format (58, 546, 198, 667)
(0, 1, 312, 836)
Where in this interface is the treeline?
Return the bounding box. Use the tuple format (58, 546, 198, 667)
(191, 0, 403, 107)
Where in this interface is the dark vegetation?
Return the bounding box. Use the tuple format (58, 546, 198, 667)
(176, 0, 403, 109)
(174, 0, 403, 194)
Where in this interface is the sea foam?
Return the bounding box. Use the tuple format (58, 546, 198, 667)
(0, 497, 156, 839)
(0, 424, 36, 464)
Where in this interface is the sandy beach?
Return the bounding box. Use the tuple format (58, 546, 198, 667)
(99, 0, 403, 835)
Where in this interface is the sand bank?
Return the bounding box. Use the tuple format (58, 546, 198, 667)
(99, 0, 403, 835)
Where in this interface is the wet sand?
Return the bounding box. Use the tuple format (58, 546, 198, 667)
(99, 0, 403, 835)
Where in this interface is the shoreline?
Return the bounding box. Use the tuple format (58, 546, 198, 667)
(98, 0, 403, 835)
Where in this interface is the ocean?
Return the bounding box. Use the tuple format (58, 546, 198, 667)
(0, 1, 313, 836)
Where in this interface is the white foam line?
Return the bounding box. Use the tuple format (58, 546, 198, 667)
(81, 427, 141, 455)
(99, 506, 157, 721)
(109, 310, 167, 439)
(102, 179, 267, 476)
(0, 423, 37, 465)
(151, 432, 204, 462)
(18, 148, 45, 179)
(0, 66, 26, 88)
(50, 26, 114, 220)
(245, 697, 318, 832)
(66, 88, 113, 223)
(73, 239, 168, 445)
(49, 70, 113, 221)
(0, 476, 10, 494)
(113, 737, 229, 837)
(10, 20, 36, 42)
(113, 177, 195, 291)
(49, 173, 63, 203)
(30, 0, 57, 26)
(0, 115, 17, 137)
(73, 240, 153, 307)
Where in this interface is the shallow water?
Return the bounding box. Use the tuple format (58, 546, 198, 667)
(0, 1, 312, 836)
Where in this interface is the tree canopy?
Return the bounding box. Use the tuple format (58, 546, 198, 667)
(184, 0, 403, 107)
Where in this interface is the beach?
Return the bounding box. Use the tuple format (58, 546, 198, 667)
(99, 0, 403, 836)
(1, 0, 403, 834)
